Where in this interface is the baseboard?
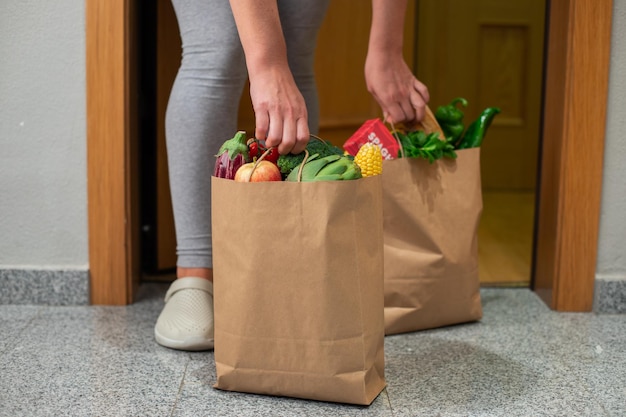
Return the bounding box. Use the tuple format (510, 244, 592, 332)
(594, 275, 626, 314)
(0, 268, 89, 305)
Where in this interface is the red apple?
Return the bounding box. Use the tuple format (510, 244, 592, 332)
(234, 160, 282, 182)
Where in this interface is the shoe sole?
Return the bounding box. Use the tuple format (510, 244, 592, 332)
(155, 329, 214, 352)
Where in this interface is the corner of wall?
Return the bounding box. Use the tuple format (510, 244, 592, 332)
(593, 275, 626, 313)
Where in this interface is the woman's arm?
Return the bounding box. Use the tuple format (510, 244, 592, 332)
(365, 0, 430, 124)
(228, 0, 309, 154)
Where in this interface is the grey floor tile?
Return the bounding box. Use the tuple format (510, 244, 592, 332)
(0, 305, 42, 354)
(184, 350, 217, 385)
(173, 383, 393, 417)
(553, 314, 626, 417)
(384, 340, 607, 417)
(1, 285, 624, 417)
(382, 289, 619, 416)
(171, 349, 394, 416)
(562, 350, 626, 417)
(475, 293, 625, 416)
(0, 293, 187, 417)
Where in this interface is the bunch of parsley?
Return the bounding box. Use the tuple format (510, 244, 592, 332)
(393, 130, 457, 163)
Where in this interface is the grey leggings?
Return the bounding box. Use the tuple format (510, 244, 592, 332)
(166, 0, 330, 268)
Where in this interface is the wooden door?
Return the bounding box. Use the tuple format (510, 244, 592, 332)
(416, 0, 546, 286)
(416, 0, 546, 191)
(315, 1, 416, 146)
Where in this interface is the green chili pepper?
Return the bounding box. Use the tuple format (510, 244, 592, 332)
(435, 97, 468, 145)
(456, 107, 501, 149)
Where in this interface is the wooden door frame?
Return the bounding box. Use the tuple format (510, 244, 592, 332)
(86, 0, 140, 305)
(86, 0, 613, 308)
(532, 0, 612, 310)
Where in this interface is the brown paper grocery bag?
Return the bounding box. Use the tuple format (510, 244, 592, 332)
(382, 148, 483, 335)
(211, 175, 386, 405)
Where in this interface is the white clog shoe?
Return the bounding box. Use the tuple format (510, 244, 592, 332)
(154, 277, 214, 351)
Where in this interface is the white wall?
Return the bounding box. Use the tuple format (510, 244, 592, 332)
(0, 1, 87, 268)
(597, 0, 626, 282)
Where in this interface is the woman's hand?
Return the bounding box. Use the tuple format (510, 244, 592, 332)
(365, 51, 429, 125)
(366, 0, 429, 125)
(229, 0, 309, 155)
(248, 66, 310, 155)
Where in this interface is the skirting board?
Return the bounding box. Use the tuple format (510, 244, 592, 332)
(1, 268, 623, 312)
(594, 275, 626, 314)
(0, 269, 89, 305)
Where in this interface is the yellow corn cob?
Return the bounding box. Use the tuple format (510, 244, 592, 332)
(354, 143, 383, 177)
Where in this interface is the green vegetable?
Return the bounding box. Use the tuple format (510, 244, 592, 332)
(395, 131, 414, 157)
(435, 97, 468, 145)
(285, 153, 361, 182)
(395, 130, 457, 163)
(216, 130, 249, 161)
(414, 133, 457, 163)
(276, 136, 345, 175)
(456, 107, 501, 149)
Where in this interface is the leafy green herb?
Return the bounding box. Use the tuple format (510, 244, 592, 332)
(394, 131, 457, 163)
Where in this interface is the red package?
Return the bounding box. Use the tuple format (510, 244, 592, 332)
(343, 119, 399, 160)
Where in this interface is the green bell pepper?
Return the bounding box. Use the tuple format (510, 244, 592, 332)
(435, 97, 468, 145)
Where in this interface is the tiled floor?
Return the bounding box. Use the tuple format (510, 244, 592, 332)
(1, 285, 624, 417)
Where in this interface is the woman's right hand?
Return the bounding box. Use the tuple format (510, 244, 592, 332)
(248, 66, 310, 155)
(228, 0, 310, 155)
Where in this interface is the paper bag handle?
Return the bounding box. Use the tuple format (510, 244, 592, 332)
(386, 105, 445, 138)
(387, 105, 446, 157)
(294, 134, 329, 182)
(415, 105, 445, 138)
(296, 149, 309, 182)
(243, 146, 275, 182)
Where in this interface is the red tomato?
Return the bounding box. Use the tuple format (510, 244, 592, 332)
(247, 139, 261, 161)
(249, 139, 279, 165)
(263, 147, 280, 164)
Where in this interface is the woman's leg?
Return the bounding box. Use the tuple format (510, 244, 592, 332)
(158, 0, 330, 351)
(166, 0, 248, 280)
(156, 0, 247, 351)
(167, 0, 328, 280)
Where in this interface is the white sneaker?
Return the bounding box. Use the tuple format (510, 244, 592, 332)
(154, 277, 214, 351)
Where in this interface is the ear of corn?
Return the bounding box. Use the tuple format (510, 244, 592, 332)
(354, 143, 383, 177)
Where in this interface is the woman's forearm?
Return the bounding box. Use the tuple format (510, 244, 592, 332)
(369, 0, 408, 56)
(366, 0, 429, 124)
(228, 0, 289, 72)
(227, 1, 310, 154)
